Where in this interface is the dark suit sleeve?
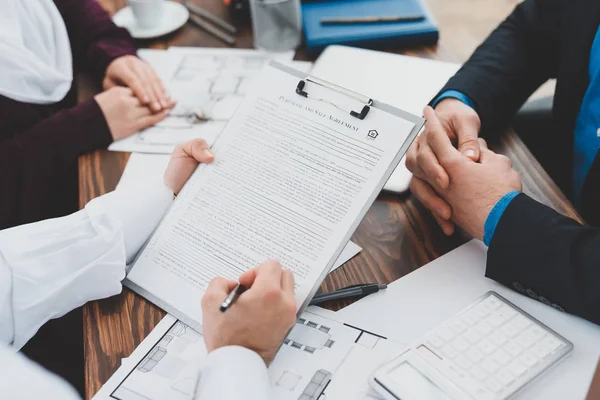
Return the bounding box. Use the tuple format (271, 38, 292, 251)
(487, 194, 600, 325)
(55, 0, 138, 84)
(437, 0, 564, 134)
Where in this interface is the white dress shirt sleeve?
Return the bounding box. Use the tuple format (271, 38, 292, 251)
(196, 346, 272, 400)
(0, 176, 172, 350)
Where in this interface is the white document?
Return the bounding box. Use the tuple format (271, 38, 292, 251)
(116, 153, 361, 272)
(109, 48, 295, 154)
(125, 62, 423, 331)
(336, 240, 600, 399)
(311, 45, 461, 193)
(92, 309, 404, 400)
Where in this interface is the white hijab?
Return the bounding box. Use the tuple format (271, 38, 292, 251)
(0, 0, 73, 104)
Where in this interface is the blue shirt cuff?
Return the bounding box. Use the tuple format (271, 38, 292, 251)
(483, 191, 521, 246)
(432, 90, 475, 110)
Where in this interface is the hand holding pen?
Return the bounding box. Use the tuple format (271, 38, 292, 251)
(201, 259, 297, 366)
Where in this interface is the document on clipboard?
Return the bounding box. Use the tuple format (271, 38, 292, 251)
(125, 61, 423, 331)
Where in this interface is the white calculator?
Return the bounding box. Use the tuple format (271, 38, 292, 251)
(370, 291, 573, 400)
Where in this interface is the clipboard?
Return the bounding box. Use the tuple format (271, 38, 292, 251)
(123, 61, 424, 333)
(267, 61, 424, 315)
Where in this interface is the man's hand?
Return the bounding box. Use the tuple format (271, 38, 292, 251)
(413, 107, 522, 240)
(201, 260, 297, 366)
(103, 55, 174, 112)
(406, 99, 482, 235)
(164, 139, 215, 194)
(95, 87, 173, 141)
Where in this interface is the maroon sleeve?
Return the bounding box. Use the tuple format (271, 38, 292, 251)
(0, 99, 112, 228)
(55, 0, 138, 84)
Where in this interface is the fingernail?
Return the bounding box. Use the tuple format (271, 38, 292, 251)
(153, 101, 161, 110)
(142, 96, 150, 103)
(203, 149, 214, 158)
(463, 149, 476, 158)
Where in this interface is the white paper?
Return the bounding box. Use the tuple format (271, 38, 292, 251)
(116, 153, 361, 271)
(109, 48, 295, 154)
(126, 62, 420, 331)
(311, 46, 461, 194)
(336, 240, 600, 399)
(92, 310, 404, 400)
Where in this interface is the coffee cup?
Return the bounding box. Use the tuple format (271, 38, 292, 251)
(129, 0, 165, 29)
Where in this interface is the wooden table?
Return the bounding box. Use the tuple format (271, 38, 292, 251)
(80, 1, 580, 398)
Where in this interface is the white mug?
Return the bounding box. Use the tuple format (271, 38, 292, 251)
(129, 0, 165, 29)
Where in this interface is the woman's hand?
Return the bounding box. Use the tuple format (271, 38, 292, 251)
(95, 87, 171, 141)
(103, 55, 174, 112)
(164, 139, 215, 194)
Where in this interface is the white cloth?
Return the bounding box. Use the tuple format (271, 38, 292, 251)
(197, 346, 272, 400)
(0, 0, 73, 104)
(0, 177, 271, 399)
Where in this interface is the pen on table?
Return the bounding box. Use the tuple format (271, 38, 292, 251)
(189, 15, 237, 46)
(183, 0, 238, 34)
(220, 283, 247, 312)
(309, 283, 387, 306)
(320, 15, 425, 25)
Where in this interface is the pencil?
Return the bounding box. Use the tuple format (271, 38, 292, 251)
(321, 15, 425, 25)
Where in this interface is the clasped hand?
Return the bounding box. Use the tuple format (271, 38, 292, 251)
(96, 55, 177, 141)
(406, 103, 522, 241)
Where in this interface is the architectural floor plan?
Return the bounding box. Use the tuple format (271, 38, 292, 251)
(108, 47, 297, 154)
(94, 308, 404, 400)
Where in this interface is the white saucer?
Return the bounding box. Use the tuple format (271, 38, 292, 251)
(113, 1, 189, 39)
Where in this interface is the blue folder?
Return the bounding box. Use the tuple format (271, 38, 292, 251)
(302, 0, 439, 54)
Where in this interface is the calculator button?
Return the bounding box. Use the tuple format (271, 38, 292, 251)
(515, 331, 535, 349)
(436, 327, 455, 342)
(496, 370, 516, 386)
(485, 307, 514, 328)
(491, 349, 512, 366)
(512, 314, 533, 330)
(530, 343, 553, 360)
(519, 351, 540, 368)
(442, 345, 458, 360)
(452, 337, 470, 352)
(464, 329, 481, 344)
(506, 360, 528, 377)
(504, 341, 524, 357)
(540, 335, 562, 352)
(482, 295, 503, 310)
(489, 331, 508, 346)
(500, 322, 521, 337)
(528, 325, 547, 340)
(455, 355, 473, 371)
(461, 312, 479, 326)
(476, 338, 497, 355)
(470, 365, 488, 380)
(485, 376, 503, 393)
(466, 347, 485, 363)
(449, 320, 468, 334)
(472, 304, 491, 319)
(498, 305, 517, 320)
(481, 358, 500, 374)
(475, 321, 493, 336)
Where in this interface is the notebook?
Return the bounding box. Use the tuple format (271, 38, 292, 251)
(302, 0, 439, 54)
(124, 62, 423, 331)
(311, 45, 461, 193)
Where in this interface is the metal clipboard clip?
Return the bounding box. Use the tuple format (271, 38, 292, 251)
(295, 78, 373, 120)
